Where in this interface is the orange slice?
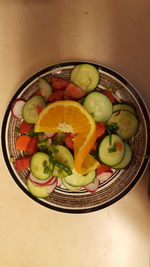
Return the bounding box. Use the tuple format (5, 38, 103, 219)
(34, 100, 99, 174)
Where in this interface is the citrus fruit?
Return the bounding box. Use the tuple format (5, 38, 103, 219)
(34, 100, 99, 174)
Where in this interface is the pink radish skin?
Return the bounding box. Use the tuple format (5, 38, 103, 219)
(44, 132, 56, 138)
(11, 99, 26, 119)
(47, 181, 57, 194)
(84, 178, 99, 192)
(96, 169, 113, 183)
(29, 173, 57, 186)
(57, 178, 62, 187)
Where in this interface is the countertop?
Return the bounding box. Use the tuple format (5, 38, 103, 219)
(0, 1, 149, 266)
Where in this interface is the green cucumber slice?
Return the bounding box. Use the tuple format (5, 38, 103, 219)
(39, 78, 52, 100)
(83, 92, 112, 122)
(107, 110, 139, 139)
(62, 178, 81, 192)
(113, 142, 132, 169)
(113, 103, 136, 115)
(22, 95, 46, 124)
(99, 134, 125, 166)
(64, 169, 95, 187)
(27, 178, 50, 198)
(30, 152, 51, 180)
(70, 64, 99, 92)
(52, 145, 74, 178)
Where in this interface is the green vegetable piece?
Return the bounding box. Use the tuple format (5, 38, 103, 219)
(108, 142, 117, 153)
(106, 122, 119, 134)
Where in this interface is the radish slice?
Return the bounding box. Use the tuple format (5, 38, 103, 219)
(29, 173, 57, 186)
(96, 169, 113, 183)
(11, 99, 26, 119)
(84, 178, 99, 192)
(44, 132, 56, 138)
(47, 181, 57, 194)
(57, 178, 62, 187)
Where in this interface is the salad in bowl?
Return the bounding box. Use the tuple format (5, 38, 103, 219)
(2, 62, 149, 213)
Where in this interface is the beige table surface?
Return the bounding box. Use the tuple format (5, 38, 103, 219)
(0, 1, 150, 267)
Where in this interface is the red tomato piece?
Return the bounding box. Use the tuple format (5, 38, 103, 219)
(14, 156, 32, 171)
(19, 121, 34, 134)
(115, 141, 123, 151)
(64, 133, 76, 150)
(96, 123, 106, 138)
(50, 76, 69, 90)
(102, 90, 117, 104)
(48, 90, 64, 102)
(35, 90, 41, 95)
(96, 163, 110, 176)
(91, 141, 98, 152)
(36, 105, 44, 114)
(26, 136, 38, 154)
(64, 83, 86, 100)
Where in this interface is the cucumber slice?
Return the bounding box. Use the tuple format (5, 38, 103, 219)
(70, 64, 99, 92)
(27, 178, 50, 198)
(62, 178, 81, 192)
(107, 110, 139, 139)
(113, 142, 132, 169)
(99, 134, 125, 166)
(22, 95, 46, 124)
(64, 169, 95, 187)
(30, 152, 51, 180)
(52, 145, 74, 178)
(83, 92, 112, 122)
(39, 78, 52, 100)
(113, 103, 136, 115)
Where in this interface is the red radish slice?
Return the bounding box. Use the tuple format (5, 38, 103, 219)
(29, 173, 57, 186)
(84, 178, 99, 192)
(57, 178, 62, 187)
(11, 99, 26, 119)
(44, 132, 56, 138)
(96, 169, 113, 183)
(47, 181, 57, 194)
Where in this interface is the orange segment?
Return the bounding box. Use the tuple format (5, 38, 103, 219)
(34, 100, 99, 174)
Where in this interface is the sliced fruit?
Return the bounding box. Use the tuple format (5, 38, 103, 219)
(113, 142, 132, 169)
(70, 64, 99, 92)
(64, 169, 95, 187)
(62, 178, 81, 192)
(64, 133, 75, 150)
(34, 100, 98, 174)
(107, 110, 139, 139)
(27, 178, 56, 197)
(30, 152, 52, 180)
(14, 156, 32, 171)
(19, 121, 34, 134)
(16, 135, 31, 151)
(83, 92, 112, 122)
(102, 90, 117, 104)
(11, 99, 26, 119)
(26, 136, 38, 154)
(39, 78, 52, 100)
(22, 95, 46, 124)
(48, 90, 64, 102)
(99, 134, 125, 166)
(52, 145, 74, 178)
(64, 83, 86, 100)
(50, 76, 69, 90)
(112, 103, 136, 115)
